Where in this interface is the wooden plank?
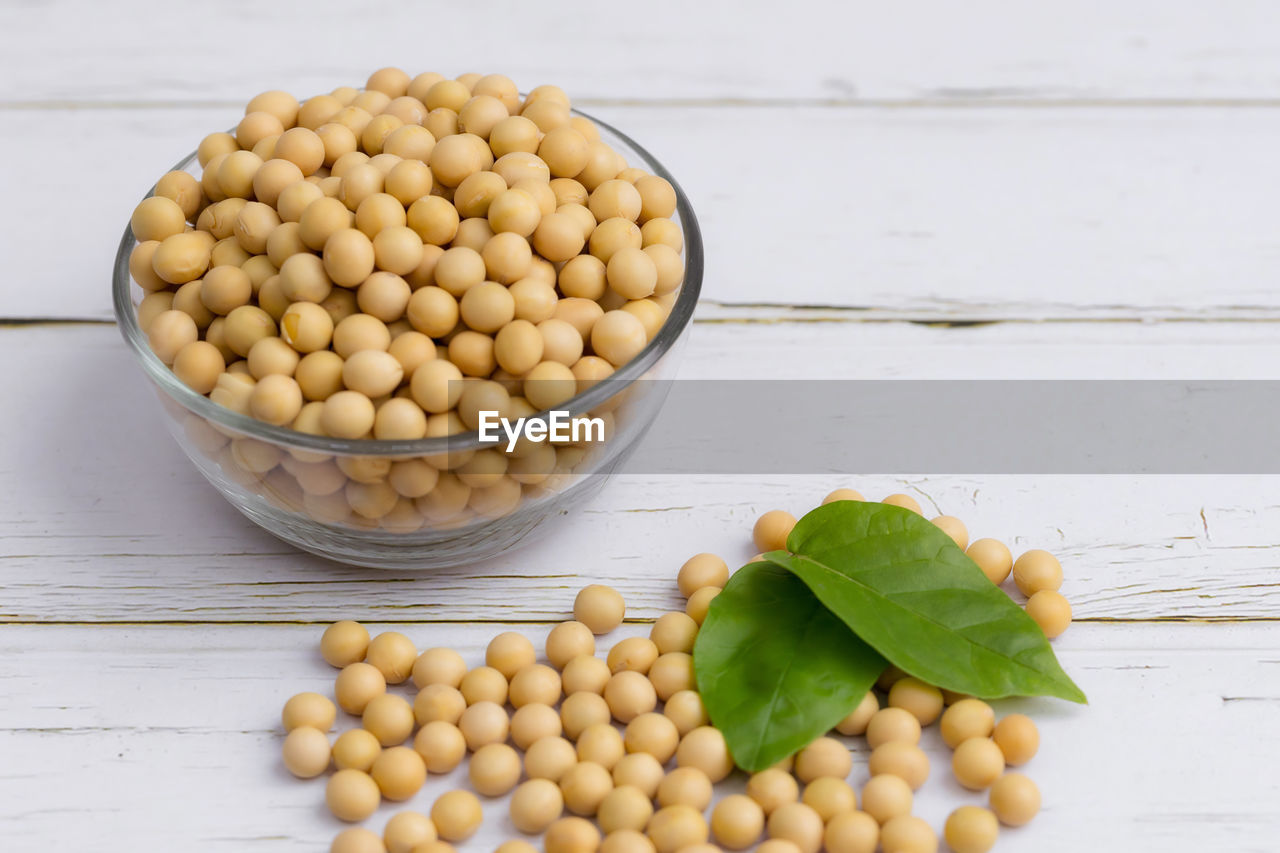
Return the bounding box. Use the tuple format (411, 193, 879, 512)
(5, 1, 1280, 103)
(1, 622, 1277, 851)
(7, 105, 1280, 322)
(2, 323, 1278, 623)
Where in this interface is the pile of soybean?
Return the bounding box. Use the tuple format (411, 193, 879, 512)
(280, 489, 1069, 853)
(130, 69, 684, 442)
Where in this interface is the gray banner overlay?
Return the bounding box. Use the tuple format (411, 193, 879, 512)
(599, 380, 1280, 474)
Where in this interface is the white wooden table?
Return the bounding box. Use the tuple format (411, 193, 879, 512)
(3, 2, 1279, 850)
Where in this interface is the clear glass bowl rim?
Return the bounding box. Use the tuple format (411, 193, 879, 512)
(111, 107, 704, 457)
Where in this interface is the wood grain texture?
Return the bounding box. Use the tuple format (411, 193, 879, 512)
(5, 4, 1278, 849)
(3, 323, 1277, 624)
(5, 1, 1280, 103)
(7, 105, 1280, 321)
(1, 622, 1277, 851)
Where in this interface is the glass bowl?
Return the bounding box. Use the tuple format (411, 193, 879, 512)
(112, 110, 703, 568)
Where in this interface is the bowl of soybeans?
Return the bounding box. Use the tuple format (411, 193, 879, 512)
(112, 69, 703, 568)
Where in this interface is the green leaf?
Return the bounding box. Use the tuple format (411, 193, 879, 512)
(693, 561, 887, 771)
(768, 501, 1086, 704)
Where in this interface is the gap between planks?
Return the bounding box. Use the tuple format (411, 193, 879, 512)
(11, 303, 1280, 327)
(9, 98, 1280, 110)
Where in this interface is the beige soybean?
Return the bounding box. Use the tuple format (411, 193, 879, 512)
(371, 745, 427, 800)
(280, 301, 335, 352)
(247, 336, 300, 379)
(685, 586, 719, 625)
(482, 231, 534, 283)
(623, 711, 679, 763)
(992, 714, 1039, 765)
(412, 647, 467, 689)
(460, 281, 515, 333)
(596, 785, 653, 835)
(147, 310, 199, 364)
(888, 677, 944, 726)
(657, 766, 712, 811)
(364, 693, 415, 746)
(675, 725, 734, 782)
(335, 662, 387, 715)
(866, 707, 922, 749)
(794, 736, 851, 783)
(1026, 589, 1072, 638)
(802, 777, 857, 823)
(510, 702, 562, 750)
(282, 691, 336, 732)
(591, 309, 647, 367)
(431, 790, 484, 842)
(331, 827, 385, 853)
(327, 768, 382, 822)
(940, 698, 995, 748)
(324, 228, 377, 288)
(879, 815, 937, 853)
(296, 350, 344, 401)
(560, 760, 614, 816)
(414, 684, 466, 727)
(752, 510, 797, 552)
(859, 775, 912, 825)
(413, 721, 467, 773)
(469, 742, 522, 796)
(609, 752, 663, 800)
(545, 816, 601, 853)
(383, 811, 436, 853)
(153, 231, 216, 284)
(747, 768, 800, 816)
(649, 613, 698, 657)
(607, 637, 659, 676)
(952, 737, 1006, 790)
(867, 741, 930, 790)
(333, 313, 390, 356)
(246, 372, 302, 424)
(173, 341, 226, 394)
(320, 619, 370, 667)
(561, 691, 611, 740)
(604, 671, 657, 724)
(459, 665, 509, 705)
(333, 728, 382, 772)
(1013, 549, 1064, 596)
(132, 196, 187, 242)
(533, 212, 587, 262)
(574, 584, 625, 634)
(481, 625, 535, 676)
(577, 722, 626, 769)
(967, 539, 1013, 585)
(131, 242, 169, 292)
(458, 700, 509, 750)
(823, 811, 879, 853)
(766, 802, 824, 853)
(535, 634, 588, 683)
(648, 652, 694, 701)
(648, 804, 708, 853)
(510, 664, 562, 708)
(510, 778, 565, 834)
(234, 201, 282, 255)
(365, 631, 416, 684)
(677, 553, 729, 598)
(357, 272, 412, 322)
(943, 807, 999, 853)
(988, 772, 1040, 826)
(525, 735, 578, 783)
(562, 655, 611, 696)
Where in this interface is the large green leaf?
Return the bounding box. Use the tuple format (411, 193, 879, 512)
(693, 561, 886, 771)
(768, 501, 1086, 704)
